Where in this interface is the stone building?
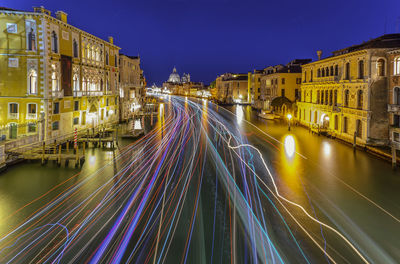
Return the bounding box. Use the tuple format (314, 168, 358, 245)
(163, 67, 203, 96)
(119, 54, 145, 121)
(297, 34, 400, 146)
(387, 48, 400, 148)
(215, 73, 248, 104)
(0, 6, 120, 142)
(259, 59, 310, 116)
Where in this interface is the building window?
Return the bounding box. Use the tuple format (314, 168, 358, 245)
(357, 90, 363, 109)
(6, 23, 17, 33)
(73, 40, 78, 58)
(345, 62, 350, 80)
(343, 117, 348, 133)
(334, 90, 338, 106)
(28, 69, 37, 94)
(28, 103, 36, 115)
(329, 90, 333, 105)
(310, 70, 313, 82)
(74, 101, 79, 111)
(27, 123, 36, 133)
(281, 89, 285, 97)
(356, 119, 362, 138)
(52, 72, 58, 91)
(73, 74, 79, 92)
(106, 51, 109, 65)
(51, 31, 58, 53)
(9, 103, 18, 114)
(295, 89, 299, 100)
(281, 78, 285, 84)
(53, 102, 59, 114)
(106, 98, 109, 106)
(394, 57, 400, 75)
(344, 90, 349, 107)
(317, 90, 320, 104)
(321, 91, 324, 105)
(330, 66, 334, 76)
(376, 59, 385, 77)
(317, 69, 321, 77)
(27, 23, 36, 51)
(52, 121, 59, 130)
(335, 65, 339, 76)
(334, 115, 338, 130)
(304, 71, 307, 83)
(73, 117, 79, 125)
(358, 60, 364, 79)
(115, 55, 118, 66)
(394, 87, 400, 105)
(326, 67, 329, 76)
(325, 90, 328, 105)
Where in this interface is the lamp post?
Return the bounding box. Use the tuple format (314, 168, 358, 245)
(287, 114, 292, 131)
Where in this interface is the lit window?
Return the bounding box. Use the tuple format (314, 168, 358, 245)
(73, 74, 79, 91)
(394, 57, 400, 75)
(6, 23, 17, 33)
(51, 31, 58, 53)
(28, 69, 37, 94)
(52, 72, 58, 91)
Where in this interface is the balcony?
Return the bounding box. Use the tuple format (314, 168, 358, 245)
(26, 113, 37, 120)
(8, 113, 19, 120)
(73, 91, 83, 97)
(86, 91, 104, 97)
(388, 104, 400, 113)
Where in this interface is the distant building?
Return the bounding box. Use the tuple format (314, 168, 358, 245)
(259, 59, 311, 116)
(215, 73, 248, 104)
(297, 34, 400, 147)
(119, 54, 145, 121)
(249, 69, 264, 109)
(163, 67, 203, 96)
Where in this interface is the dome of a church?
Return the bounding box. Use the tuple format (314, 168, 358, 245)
(167, 67, 181, 83)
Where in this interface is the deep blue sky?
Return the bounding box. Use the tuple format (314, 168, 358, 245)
(4, 0, 400, 85)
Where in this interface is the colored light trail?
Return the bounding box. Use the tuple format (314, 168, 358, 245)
(0, 96, 398, 263)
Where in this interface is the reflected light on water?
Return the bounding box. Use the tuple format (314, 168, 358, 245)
(284, 135, 295, 158)
(236, 106, 244, 123)
(323, 141, 331, 157)
(89, 155, 96, 165)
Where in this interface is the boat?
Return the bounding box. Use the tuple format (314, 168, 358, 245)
(258, 111, 276, 120)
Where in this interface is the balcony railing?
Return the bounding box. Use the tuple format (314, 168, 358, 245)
(26, 113, 37, 120)
(8, 113, 19, 120)
(52, 90, 64, 98)
(388, 104, 400, 113)
(73, 91, 83, 97)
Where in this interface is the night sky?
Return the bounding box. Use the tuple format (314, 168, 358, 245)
(4, 0, 400, 85)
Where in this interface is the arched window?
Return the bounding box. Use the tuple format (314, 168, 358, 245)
(343, 117, 348, 133)
(330, 66, 334, 76)
(344, 89, 349, 107)
(82, 45, 86, 58)
(73, 74, 79, 91)
(356, 119, 362, 138)
(317, 69, 321, 77)
(325, 89, 329, 105)
(377, 58, 385, 76)
(335, 65, 339, 76)
(334, 90, 338, 106)
(91, 46, 95, 60)
(310, 70, 313, 82)
(96, 48, 100, 61)
(28, 28, 36, 51)
(73, 40, 78, 58)
(345, 62, 350, 80)
(358, 60, 364, 79)
(51, 72, 58, 91)
(28, 69, 37, 94)
(394, 87, 400, 105)
(51, 31, 58, 53)
(357, 90, 363, 109)
(326, 67, 329, 76)
(86, 44, 90, 59)
(106, 51, 109, 65)
(329, 90, 333, 105)
(394, 57, 400, 75)
(322, 68, 325, 77)
(334, 115, 338, 130)
(321, 90, 324, 105)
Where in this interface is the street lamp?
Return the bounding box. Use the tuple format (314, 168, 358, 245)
(287, 114, 292, 131)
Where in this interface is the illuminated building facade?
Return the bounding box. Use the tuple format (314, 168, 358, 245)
(387, 48, 400, 148)
(119, 54, 145, 121)
(297, 34, 400, 146)
(215, 73, 248, 104)
(0, 6, 120, 143)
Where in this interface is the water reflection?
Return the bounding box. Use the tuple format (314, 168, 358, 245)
(284, 135, 295, 158)
(236, 105, 244, 124)
(323, 141, 331, 157)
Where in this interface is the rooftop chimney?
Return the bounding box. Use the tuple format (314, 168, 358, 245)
(317, 50, 322, 60)
(55, 11, 68, 23)
(108, 36, 114, 45)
